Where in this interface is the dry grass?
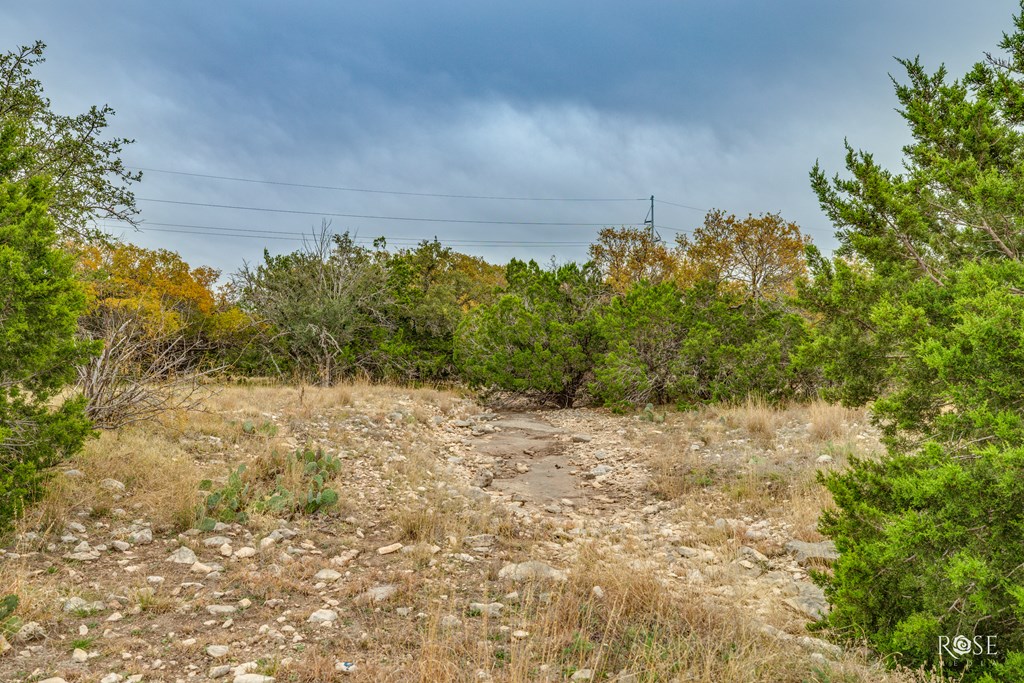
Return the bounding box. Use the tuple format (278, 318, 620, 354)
(808, 400, 862, 442)
(395, 548, 926, 683)
(22, 425, 203, 534)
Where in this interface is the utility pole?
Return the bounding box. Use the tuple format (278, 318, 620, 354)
(644, 195, 656, 241)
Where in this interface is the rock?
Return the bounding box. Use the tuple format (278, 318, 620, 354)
(400, 543, 441, 555)
(308, 609, 338, 624)
(314, 568, 342, 581)
(203, 535, 232, 547)
(738, 546, 769, 564)
(785, 540, 839, 565)
(797, 635, 843, 658)
(112, 540, 131, 552)
(64, 550, 100, 561)
(336, 661, 357, 673)
(207, 644, 230, 658)
(463, 534, 495, 548)
(67, 522, 87, 534)
(468, 602, 503, 617)
(259, 537, 276, 550)
(330, 549, 359, 565)
(72, 647, 89, 662)
(63, 597, 104, 614)
(571, 669, 593, 681)
(815, 455, 834, 465)
(167, 546, 198, 564)
(234, 675, 275, 683)
(440, 614, 462, 630)
(234, 546, 257, 559)
(63, 469, 85, 478)
(514, 462, 530, 473)
(376, 542, 403, 555)
(355, 585, 397, 604)
(206, 605, 238, 616)
(129, 528, 153, 545)
(106, 611, 124, 622)
(146, 575, 165, 585)
(511, 629, 529, 640)
(39, 680, 69, 683)
(99, 478, 126, 492)
(591, 586, 605, 599)
(585, 465, 612, 479)
(14, 621, 44, 642)
(498, 560, 567, 583)
(100, 675, 123, 683)
(784, 582, 830, 620)
(571, 434, 593, 443)
(472, 469, 494, 488)
(209, 665, 232, 678)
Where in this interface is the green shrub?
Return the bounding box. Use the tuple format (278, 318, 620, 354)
(455, 259, 607, 407)
(818, 442, 1024, 679)
(590, 281, 810, 409)
(0, 125, 97, 530)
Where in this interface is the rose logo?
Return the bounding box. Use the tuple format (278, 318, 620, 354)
(951, 635, 973, 656)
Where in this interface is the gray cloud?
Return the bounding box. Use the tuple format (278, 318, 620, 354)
(0, 1, 1019, 276)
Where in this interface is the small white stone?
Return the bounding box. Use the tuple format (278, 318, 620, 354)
(167, 546, 198, 564)
(307, 609, 338, 624)
(314, 568, 342, 582)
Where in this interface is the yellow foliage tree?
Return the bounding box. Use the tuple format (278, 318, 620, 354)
(587, 226, 678, 294)
(675, 210, 810, 301)
(72, 241, 251, 427)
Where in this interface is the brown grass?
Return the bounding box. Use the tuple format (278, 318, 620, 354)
(808, 400, 862, 442)
(22, 425, 202, 534)
(396, 547, 926, 682)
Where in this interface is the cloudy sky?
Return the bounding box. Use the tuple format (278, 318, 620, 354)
(1, 1, 1019, 275)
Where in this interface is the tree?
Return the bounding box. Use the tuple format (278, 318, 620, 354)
(380, 239, 505, 381)
(73, 241, 248, 428)
(805, 4, 1024, 678)
(676, 210, 809, 301)
(588, 226, 677, 293)
(0, 122, 95, 526)
(234, 225, 394, 385)
(1, 42, 139, 239)
(455, 259, 607, 407)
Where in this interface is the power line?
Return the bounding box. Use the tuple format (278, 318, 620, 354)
(131, 166, 647, 203)
(122, 220, 598, 244)
(656, 198, 706, 212)
(133, 228, 593, 249)
(137, 197, 640, 227)
(101, 221, 597, 247)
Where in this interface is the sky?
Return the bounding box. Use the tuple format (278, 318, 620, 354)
(1, 1, 1020, 276)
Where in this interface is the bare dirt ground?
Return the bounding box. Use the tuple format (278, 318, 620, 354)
(0, 385, 927, 683)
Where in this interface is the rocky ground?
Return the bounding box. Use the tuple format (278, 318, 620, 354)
(0, 385, 921, 682)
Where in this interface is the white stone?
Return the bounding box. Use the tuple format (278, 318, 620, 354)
(314, 568, 342, 581)
(207, 644, 230, 658)
(307, 609, 338, 623)
(167, 546, 198, 564)
(234, 676, 275, 683)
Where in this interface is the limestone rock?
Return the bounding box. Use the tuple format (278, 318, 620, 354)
(498, 560, 567, 583)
